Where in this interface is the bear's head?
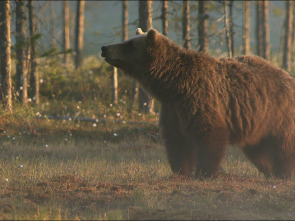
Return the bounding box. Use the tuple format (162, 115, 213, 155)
(101, 28, 160, 75)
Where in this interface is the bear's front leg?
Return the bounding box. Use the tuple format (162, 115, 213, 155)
(163, 132, 196, 177)
(195, 126, 229, 178)
(160, 104, 196, 177)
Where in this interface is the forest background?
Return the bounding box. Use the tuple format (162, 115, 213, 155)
(2, 1, 295, 220)
(0, 0, 293, 114)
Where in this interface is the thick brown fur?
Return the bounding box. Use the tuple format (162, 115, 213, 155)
(102, 29, 295, 179)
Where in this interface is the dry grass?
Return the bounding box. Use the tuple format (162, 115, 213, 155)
(1, 117, 295, 220)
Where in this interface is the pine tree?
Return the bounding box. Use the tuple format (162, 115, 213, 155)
(183, 0, 191, 49)
(243, 1, 250, 55)
(16, 0, 28, 104)
(162, 1, 168, 36)
(50, 1, 55, 48)
(28, 0, 39, 105)
(75, 0, 85, 69)
(228, 1, 234, 57)
(198, 0, 208, 52)
(261, 0, 270, 60)
(138, 0, 154, 113)
(224, 0, 232, 58)
(122, 0, 128, 41)
(283, 0, 293, 71)
(0, 0, 12, 110)
(63, 0, 71, 64)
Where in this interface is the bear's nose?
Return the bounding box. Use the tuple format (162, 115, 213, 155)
(101, 46, 107, 52)
(101, 46, 107, 57)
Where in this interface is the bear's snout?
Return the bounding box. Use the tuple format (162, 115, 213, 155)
(101, 46, 107, 57)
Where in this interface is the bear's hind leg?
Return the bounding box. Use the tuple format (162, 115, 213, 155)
(243, 144, 273, 178)
(243, 137, 295, 179)
(196, 145, 227, 178)
(195, 129, 228, 179)
(272, 146, 295, 179)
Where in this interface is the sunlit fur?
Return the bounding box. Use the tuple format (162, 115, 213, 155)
(102, 29, 295, 179)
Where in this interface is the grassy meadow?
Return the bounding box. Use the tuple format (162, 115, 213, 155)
(1, 57, 295, 220)
(1, 108, 295, 220)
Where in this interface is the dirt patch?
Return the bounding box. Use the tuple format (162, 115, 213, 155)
(0, 174, 138, 219)
(25, 174, 135, 207)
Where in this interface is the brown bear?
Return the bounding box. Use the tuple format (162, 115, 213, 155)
(101, 28, 295, 179)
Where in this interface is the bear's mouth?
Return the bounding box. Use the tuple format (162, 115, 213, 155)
(104, 58, 121, 67)
(105, 58, 119, 63)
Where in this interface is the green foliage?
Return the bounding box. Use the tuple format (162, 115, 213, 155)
(273, 7, 284, 17)
(30, 33, 42, 45)
(34, 55, 160, 121)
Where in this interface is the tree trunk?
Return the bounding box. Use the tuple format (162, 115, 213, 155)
(111, 67, 118, 105)
(75, 0, 85, 69)
(292, 3, 295, 63)
(63, 0, 71, 64)
(50, 1, 55, 48)
(283, 0, 293, 71)
(162, 1, 168, 36)
(111, 0, 129, 105)
(261, 0, 270, 60)
(16, 0, 28, 105)
(229, 1, 234, 57)
(138, 1, 154, 113)
(224, 0, 232, 58)
(122, 0, 128, 41)
(243, 1, 250, 55)
(198, 0, 208, 52)
(0, 0, 12, 111)
(292, 4, 295, 63)
(183, 0, 190, 49)
(256, 1, 263, 56)
(28, 0, 39, 105)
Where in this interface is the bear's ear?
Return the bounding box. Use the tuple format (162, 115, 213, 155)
(147, 29, 158, 45)
(136, 28, 144, 35)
